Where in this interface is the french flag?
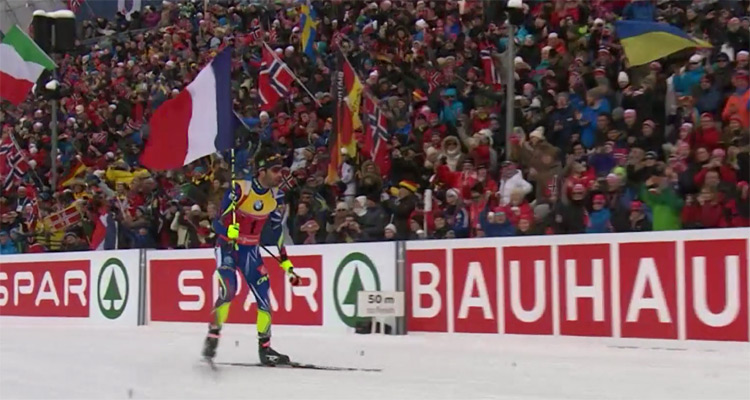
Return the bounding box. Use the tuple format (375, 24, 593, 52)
(140, 48, 235, 170)
(90, 211, 118, 250)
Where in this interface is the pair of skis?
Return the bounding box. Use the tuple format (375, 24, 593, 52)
(204, 358, 382, 373)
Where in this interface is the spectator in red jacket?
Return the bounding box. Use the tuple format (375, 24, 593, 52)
(696, 188, 725, 228)
(690, 113, 721, 151)
(694, 148, 738, 188)
(681, 194, 702, 229)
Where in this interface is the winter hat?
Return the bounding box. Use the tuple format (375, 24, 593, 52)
(611, 107, 624, 121)
(476, 129, 493, 146)
(529, 126, 545, 141)
(617, 71, 629, 84)
(355, 195, 367, 209)
(399, 180, 418, 193)
(624, 109, 636, 118)
(384, 224, 397, 233)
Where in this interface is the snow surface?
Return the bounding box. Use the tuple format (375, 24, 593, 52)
(1, 321, 749, 400)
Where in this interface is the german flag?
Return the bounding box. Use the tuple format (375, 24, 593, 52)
(326, 53, 358, 184)
(343, 56, 363, 131)
(58, 159, 87, 189)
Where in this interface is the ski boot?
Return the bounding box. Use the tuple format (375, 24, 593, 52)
(202, 325, 221, 360)
(258, 338, 290, 366)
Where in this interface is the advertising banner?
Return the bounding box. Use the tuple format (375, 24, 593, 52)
(146, 242, 396, 332)
(405, 229, 750, 342)
(0, 250, 141, 325)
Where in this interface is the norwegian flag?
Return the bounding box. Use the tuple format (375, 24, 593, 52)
(259, 42, 296, 111)
(362, 93, 391, 176)
(279, 167, 297, 193)
(0, 135, 12, 154)
(480, 49, 502, 90)
(249, 28, 263, 43)
(67, 0, 82, 13)
(1, 136, 29, 193)
(427, 70, 442, 93)
(240, 27, 264, 46)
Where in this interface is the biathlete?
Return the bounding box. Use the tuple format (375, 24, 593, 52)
(202, 148, 301, 366)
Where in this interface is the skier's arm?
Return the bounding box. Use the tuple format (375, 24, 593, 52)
(269, 190, 296, 279)
(212, 185, 239, 239)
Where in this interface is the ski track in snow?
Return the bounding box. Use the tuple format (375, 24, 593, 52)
(0, 321, 748, 400)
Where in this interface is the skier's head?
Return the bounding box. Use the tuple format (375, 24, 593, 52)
(254, 148, 283, 188)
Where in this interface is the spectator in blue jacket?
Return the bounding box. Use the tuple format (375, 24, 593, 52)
(673, 54, 706, 95)
(481, 209, 516, 237)
(439, 88, 464, 126)
(623, 0, 656, 21)
(587, 194, 613, 233)
(693, 75, 723, 116)
(0, 231, 18, 254)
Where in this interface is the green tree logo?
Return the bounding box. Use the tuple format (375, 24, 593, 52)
(97, 258, 129, 320)
(333, 252, 380, 327)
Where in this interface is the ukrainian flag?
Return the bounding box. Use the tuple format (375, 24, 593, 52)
(300, 3, 317, 60)
(615, 20, 712, 66)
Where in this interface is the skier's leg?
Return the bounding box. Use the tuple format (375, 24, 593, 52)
(244, 246, 289, 365)
(203, 246, 238, 359)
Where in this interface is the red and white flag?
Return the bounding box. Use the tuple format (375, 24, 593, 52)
(258, 42, 297, 111)
(426, 70, 442, 93)
(480, 49, 502, 90)
(67, 0, 83, 13)
(45, 205, 82, 232)
(363, 93, 391, 176)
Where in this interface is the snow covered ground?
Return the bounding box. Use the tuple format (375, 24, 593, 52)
(0, 321, 748, 400)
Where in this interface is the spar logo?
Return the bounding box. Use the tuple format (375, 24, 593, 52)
(97, 258, 129, 320)
(333, 252, 381, 327)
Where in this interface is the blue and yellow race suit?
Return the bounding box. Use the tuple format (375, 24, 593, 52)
(211, 178, 289, 340)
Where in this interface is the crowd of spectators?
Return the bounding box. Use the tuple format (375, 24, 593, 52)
(0, 0, 748, 255)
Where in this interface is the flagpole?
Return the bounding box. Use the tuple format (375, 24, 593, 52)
(50, 73, 59, 191)
(505, 21, 514, 162)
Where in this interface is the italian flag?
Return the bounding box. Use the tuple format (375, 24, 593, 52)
(0, 25, 55, 105)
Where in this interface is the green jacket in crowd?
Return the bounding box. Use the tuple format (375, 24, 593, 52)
(639, 184, 684, 231)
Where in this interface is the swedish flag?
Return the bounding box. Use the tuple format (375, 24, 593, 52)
(615, 20, 712, 66)
(300, 3, 317, 61)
